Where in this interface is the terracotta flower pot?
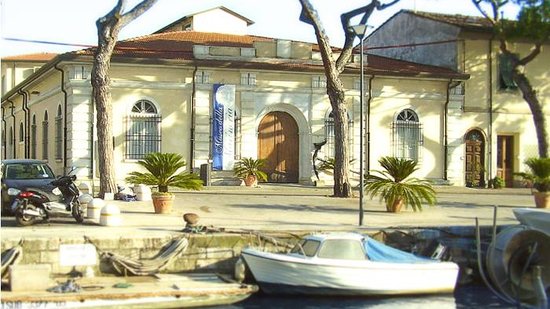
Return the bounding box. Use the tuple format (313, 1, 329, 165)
(243, 175, 257, 187)
(152, 194, 175, 214)
(533, 192, 550, 209)
(386, 198, 404, 213)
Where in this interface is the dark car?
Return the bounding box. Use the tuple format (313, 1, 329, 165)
(1, 159, 56, 214)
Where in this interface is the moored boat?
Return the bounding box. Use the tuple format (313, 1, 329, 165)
(1, 273, 257, 308)
(513, 207, 550, 235)
(240, 233, 459, 296)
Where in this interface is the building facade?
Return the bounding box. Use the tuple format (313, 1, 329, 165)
(366, 10, 550, 187)
(1, 7, 469, 192)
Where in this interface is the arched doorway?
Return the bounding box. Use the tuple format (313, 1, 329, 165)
(258, 111, 299, 183)
(465, 129, 486, 187)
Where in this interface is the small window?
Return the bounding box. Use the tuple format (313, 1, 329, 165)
(392, 109, 423, 162)
(498, 53, 517, 90)
(55, 105, 63, 160)
(241, 73, 256, 86)
(318, 240, 365, 260)
(70, 66, 90, 80)
(195, 71, 210, 84)
(312, 75, 327, 88)
(290, 239, 320, 257)
(19, 122, 24, 142)
(42, 111, 49, 160)
(31, 115, 37, 158)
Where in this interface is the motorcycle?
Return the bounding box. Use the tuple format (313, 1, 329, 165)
(8, 174, 84, 226)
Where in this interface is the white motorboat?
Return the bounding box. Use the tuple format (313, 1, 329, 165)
(240, 233, 459, 296)
(513, 208, 550, 235)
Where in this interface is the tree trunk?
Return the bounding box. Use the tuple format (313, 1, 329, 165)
(92, 17, 119, 198)
(513, 70, 548, 158)
(91, 0, 158, 198)
(327, 80, 352, 197)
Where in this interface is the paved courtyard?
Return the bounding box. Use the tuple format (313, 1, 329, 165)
(1, 184, 537, 240)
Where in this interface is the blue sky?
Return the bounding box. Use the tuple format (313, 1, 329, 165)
(0, 0, 520, 57)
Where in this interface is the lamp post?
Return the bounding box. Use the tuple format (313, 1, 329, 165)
(349, 24, 367, 226)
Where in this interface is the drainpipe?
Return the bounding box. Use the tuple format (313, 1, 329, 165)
(190, 65, 198, 171)
(487, 38, 494, 181)
(90, 88, 95, 194)
(18, 90, 29, 158)
(365, 75, 375, 175)
(9, 100, 16, 158)
(54, 64, 68, 174)
(444, 79, 453, 181)
(1, 106, 6, 159)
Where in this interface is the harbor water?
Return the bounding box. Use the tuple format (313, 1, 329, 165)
(219, 284, 514, 308)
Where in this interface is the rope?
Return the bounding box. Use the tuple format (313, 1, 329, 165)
(100, 237, 189, 276)
(1, 241, 23, 279)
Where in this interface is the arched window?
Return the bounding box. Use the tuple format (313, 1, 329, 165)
(42, 111, 49, 160)
(31, 115, 37, 158)
(19, 122, 24, 142)
(126, 100, 161, 160)
(55, 105, 63, 160)
(324, 111, 353, 160)
(392, 109, 423, 161)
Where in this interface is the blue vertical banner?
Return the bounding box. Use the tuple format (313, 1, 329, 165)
(212, 84, 235, 170)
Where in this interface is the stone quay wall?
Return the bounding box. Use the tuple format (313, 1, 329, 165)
(1, 226, 502, 281)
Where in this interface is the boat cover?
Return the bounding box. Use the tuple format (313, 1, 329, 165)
(364, 237, 434, 263)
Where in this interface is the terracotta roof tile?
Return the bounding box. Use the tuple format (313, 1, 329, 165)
(70, 30, 466, 79)
(405, 10, 493, 32)
(2, 52, 58, 62)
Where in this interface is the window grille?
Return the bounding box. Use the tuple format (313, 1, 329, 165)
(324, 111, 353, 160)
(498, 53, 517, 90)
(125, 100, 161, 160)
(55, 106, 63, 160)
(392, 109, 423, 162)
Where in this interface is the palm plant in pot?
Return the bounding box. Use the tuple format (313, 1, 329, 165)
(233, 157, 268, 187)
(515, 157, 550, 208)
(125, 152, 202, 214)
(364, 156, 436, 213)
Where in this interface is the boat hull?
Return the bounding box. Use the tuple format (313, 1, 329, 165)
(241, 249, 458, 296)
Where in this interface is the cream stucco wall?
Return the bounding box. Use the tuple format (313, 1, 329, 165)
(461, 39, 550, 182)
(2, 60, 463, 188)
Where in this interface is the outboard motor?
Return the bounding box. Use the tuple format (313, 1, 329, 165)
(486, 225, 550, 307)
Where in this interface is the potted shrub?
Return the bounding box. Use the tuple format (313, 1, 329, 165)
(125, 152, 202, 214)
(364, 156, 436, 213)
(515, 157, 550, 208)
(233, 157, 268, 187)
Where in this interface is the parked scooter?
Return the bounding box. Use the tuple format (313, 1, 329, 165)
(8, 174, 84, 226)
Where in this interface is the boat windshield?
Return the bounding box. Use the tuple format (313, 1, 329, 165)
(290, 239, 320, 257)
(317, 239, 366, 260)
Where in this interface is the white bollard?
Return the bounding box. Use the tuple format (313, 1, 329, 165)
(87, 198, 105, 222)
(100, 204, 122, 227)
(78, 194, 93, 205)
(134, 185, 152, 201)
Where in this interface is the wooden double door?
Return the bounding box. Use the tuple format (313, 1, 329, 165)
(496, 135, 514, 187)
(257, 111, 299, 183)
(465, 130, 485, 187)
